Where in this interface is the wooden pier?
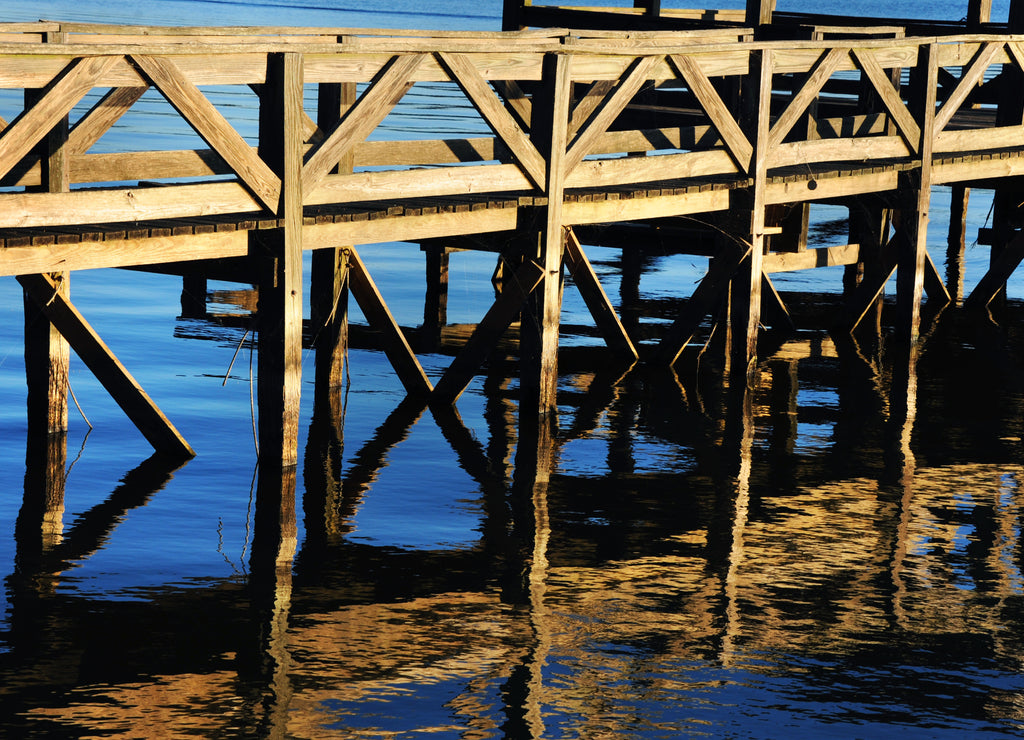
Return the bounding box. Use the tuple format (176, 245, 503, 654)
(5, 6, 1024, 463)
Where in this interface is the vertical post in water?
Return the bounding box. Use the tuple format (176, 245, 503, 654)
(896, 42, 937, 346)
(946, 184, 970, 305)
(311, 71, 353, 399)
(256, 52, 305, 468)
(986, 1, 1024, 309)
(24, 30, 70, 436)
(730, 49, 773, 383)
(522, 51, 571, 419)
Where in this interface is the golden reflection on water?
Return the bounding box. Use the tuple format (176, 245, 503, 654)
(8, 334, 1024, 737)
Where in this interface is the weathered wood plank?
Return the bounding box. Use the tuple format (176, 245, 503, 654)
(347, 246, 433, 396)
(563, 228, 638, 359)
(0, 230, 249, 276)
(18, 272, 194, 458)
(563, 54, 662, 176)
(66, 85, 149, 155)
(668, 53, 753, 171)
(933, 41, 1001, 134)
(130, 53, 282, 211)
(564, 187, 731, 224)
(437, 51, 546, 189)
(763, 243, 861, 272)
(303, 53, 426, 196)
(0, 55, 119, 182)
(0, 181, 261, 229)
(770, 135, 910, 169)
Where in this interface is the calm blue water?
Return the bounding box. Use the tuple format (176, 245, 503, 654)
(2, 1, 1024, 738)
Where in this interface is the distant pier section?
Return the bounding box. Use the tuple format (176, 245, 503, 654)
(3, 3, 1024, 462)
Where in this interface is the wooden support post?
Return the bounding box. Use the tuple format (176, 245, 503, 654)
(310, 79, 354, 395)
(968, 0, 993, 29)
(19, 273, 194, 458)
(730, 49, 773, 379)
(633, 0, 661, 17)
(422, 245, 450, 339)
(255, 52, 305, 468)
(24, 31, 70, 436)
(521, 51, 571, 418)
(502, 0, 529, 31)
(946, 184, 969, 305)
(745, 0, 775, 28)
(180, 274, 207, 319)
(896, 43, 937, 346)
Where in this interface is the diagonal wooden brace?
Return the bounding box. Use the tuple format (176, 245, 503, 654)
(347, 246, 434, 397)
(431, 258, 545, 404)
(563, 228, 638, 360)
(656, 243, 751, 365)
(18, 273, 194, 458)
(965, 230, 1024, 309)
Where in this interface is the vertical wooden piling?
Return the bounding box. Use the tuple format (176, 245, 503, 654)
(730, 49, 773, 381)
(23, 30, 70, 436)
(310, 77, 354, 394)
(256, 52, 304, 468)
(423, 245, 450, 336)
(896, 43, 937, 346)
(946, 184, 970, 305)
(521, 51, 571, 418)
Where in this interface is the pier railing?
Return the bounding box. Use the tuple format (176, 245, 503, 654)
(0, 26, 1019, 249)
(5, 22, 1024, 458)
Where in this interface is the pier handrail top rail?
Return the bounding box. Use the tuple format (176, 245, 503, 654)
(0, 25, 1021, 57)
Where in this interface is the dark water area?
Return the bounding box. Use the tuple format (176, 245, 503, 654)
(3, 0, 1024, 737)
(6, 286, 1024, 738)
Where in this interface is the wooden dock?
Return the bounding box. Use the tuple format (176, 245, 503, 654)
(5, 7, 1024, 464)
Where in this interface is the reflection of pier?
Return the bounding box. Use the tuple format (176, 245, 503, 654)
(6, 303, 1024, 734)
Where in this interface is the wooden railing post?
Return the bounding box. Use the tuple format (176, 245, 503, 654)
(633, 0, 661, 18)
(745, 0, 775, 30)
(24, 30, 70, 436)
(967, 0, 993, 29)
(521, 50, 571, 419)
(729, 48, 773, 382)
(897, 42, 937, 345)
(503, 0, 529, 31)
(256, 52, 305, 468)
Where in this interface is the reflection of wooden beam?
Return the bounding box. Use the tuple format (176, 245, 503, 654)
(31, 453, 185, 572)
(18, 272, 194, 458)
